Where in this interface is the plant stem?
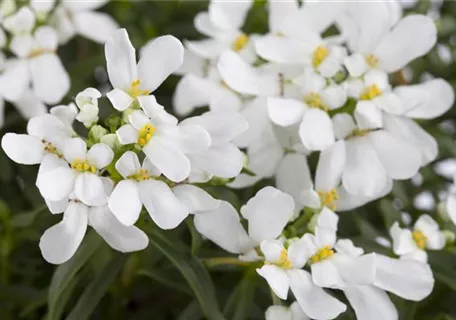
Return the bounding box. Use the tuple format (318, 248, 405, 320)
(203, 257, 253, 268)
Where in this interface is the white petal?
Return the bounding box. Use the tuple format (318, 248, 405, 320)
(115, 151, 141, 178)
(288, 238, 311, 269)
(289, 301, 310, 320)
(107, 88, 134, 111)
(260, 239, 286, 262)
(89, 205, 148, 252)
(315, 140, 345, 192)
(137, 35, 184, 92)
(143, 136, 190, 182)
(185, 39, 227, 60)
(300, 188, 321, 209)
(73, 11, 118, 44)
(333, 253, 376, 286)
(116, 124, 138, 145)
(193, 12, 218, 37)
(342, 138, 388, 197)
(34, 26, 58, 51)
(234, 97, 269, 148)
(368, 130, 421, 179)
(299, 108, 335, 151)
(38, 166, 77, 201)
(171, 124, 211, 154)
(276, 153, 312, 209)
(241, 187, 294, 243)
(108, 180, 141, 226)
(182, 110, 248, 145)
(265, 305, 293, 320)
(30, 54, 70, 104)
(390, 222, 416, 255)
(354, 101, 383, 130)
(375, 15, 437, 73)
(311, 259, 345, 288)
(45, 198, 69, 215)
(447, 194, 456, 226)
(173, 74, 216, 116)
(194, 201, 254, 254)
(129, 110, 150, 130)
(63, 138, 87, 163)
(189, 143, 243, 179)
(321, 85, 347, 110)
(37, 154, 68, 190)
(343, 53, 369, 77)
(317, 207, 339, 231)
(257, 265, 289, 300)
(105, 28, 137, 90)
(332, 114, 356, 140)
(39, 201, 88, 264)
(1, 133, 44, 165)
(374, 92, 404, 115)
(217, 50, 279, 96)
(75, 173, 107, 206)
(208, 0, 252, 31)
(86, 143, 113, 169)
(268, 0, 299, 33)
(374, 254, 434, 301)
(315, 226, 337, 248)
(0, 60, 29, 101)
(63, 0, 109, 11)
(288, 269, 346, 320)
(401, 78, 455, 119)
(267, 97, 305, 127)
(137, 95, 177, 125)
(172, 184, 220, 214)
(139, 179, 188, 230)
(344, 286, 398, 320)
(383, 114, 437, 166)
(14, 91, 47, 120)
(414, 214, 445, 250)
(336, 179, 393, 212)
(255, 35, 313, 64)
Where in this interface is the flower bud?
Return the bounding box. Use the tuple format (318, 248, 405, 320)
(100, 134, 122, 152)
(437, 201, 450, 221)
(89, 125, 108, 143)
(442, 230, 456, 246)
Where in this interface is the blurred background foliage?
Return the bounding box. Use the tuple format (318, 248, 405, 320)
(1, 0, 456, 319)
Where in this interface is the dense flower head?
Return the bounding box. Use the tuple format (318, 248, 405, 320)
(0, 1, 455, 319)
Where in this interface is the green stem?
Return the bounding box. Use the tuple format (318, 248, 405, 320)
(270, 289, 282, 306)
(203, 257, 253, 268)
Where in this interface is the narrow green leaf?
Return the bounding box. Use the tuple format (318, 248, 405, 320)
(66, 254, 127, 320)
(186, 219, 202, 255)
(138, 268, 192, 295)
(148, 230, 225, 320)
(178, 301, 204, 320)
(44, 274, 81, 320)
(47, 231, 103, 320)
(224, 270, 258, 320)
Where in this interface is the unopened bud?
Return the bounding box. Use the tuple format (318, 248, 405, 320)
(100, 134, 122, 152)
(89, 125, 108, 143)
(443, 230, 456, 245)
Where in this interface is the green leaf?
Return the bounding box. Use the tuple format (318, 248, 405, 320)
(178, 301, 204, 320)
(66, 254, 127, 320)
(148, 229, 225, 320)
(223, 270, 258, 320)
(47, 231, 103, 320)
(138, 268, 192, 295)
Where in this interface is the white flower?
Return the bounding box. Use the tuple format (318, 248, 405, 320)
(50, 0, 118, 44)
(116, 96, 210, 182)
(267, 69, 347, 151)
(341, 13, 436, 76)
(105, 28, 183, 111)
(265, 302, 309, 320)
(75, 87, 102, 127)
(336, 239, 434, 320)
(38, 137, 114, 206)
(186, 0, 255, 62)
(40, 178, 148, 265)
(1, 113, 72, 166)
(390, 215, 445, 262)
(49, 102, 78, 131)
(0, 24, 70, 104)
(108, 151, 220, 230)
(194, 186, 294, 257)
(180, 110, 248, 181)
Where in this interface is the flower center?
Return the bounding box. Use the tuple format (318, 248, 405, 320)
(28, 48, 54, 58)
(232, 34, 249, 52)
(317, 189, 339, 210)
(129, 79, 150, 98)
(137, 123, 155, 147)
(309, 245, 334, 264)
(304, 92, 329, 112)
(128, 169, 152, 181)
(412, 230, 427, 249)
(265, 248, 292, 269)
(43, 141, 63, 158)
(71, 159, 96, 173)
(365, 54, 379, 68)
(360, 84, 382, 100)
(312, 46, 329, 68)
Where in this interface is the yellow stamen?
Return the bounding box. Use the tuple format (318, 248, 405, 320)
(304, 92, 329, 112)
(232, 33, 249, 52)
(312, 46, 329, 68)
(137, 123, 155, 147)
(43, 141, 63, 158)
(71, 159, 97, 173)
(412, 230, 427, 250)
(128, 79, 150, 98)
(365, 54, 379, 68)
(128, 169, 151, 181)
(317, 189, 339, 210)
(309, 245, 334, 264)
(360, 84, 382, 100)
(349, 128, 370, 138)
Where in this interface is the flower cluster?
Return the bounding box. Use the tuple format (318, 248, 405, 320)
(1, 1, 456, 319)
(0, 0, 118, 127)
